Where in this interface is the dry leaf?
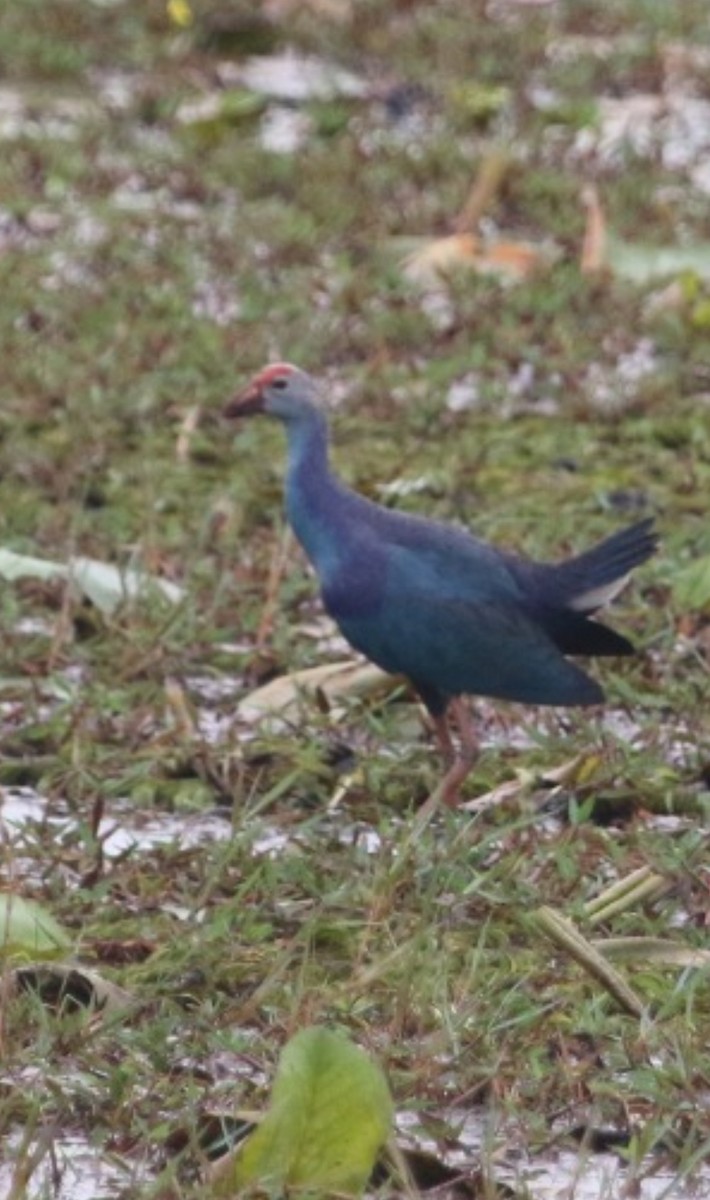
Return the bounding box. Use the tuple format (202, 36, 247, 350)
(459, 754, 597, 814)
(265, 0, 352, 19)
(176, 405, 201, 463)
(592, 938, 710, 969)
(580, 184, 608, 275)
(15, 962, 135, 1014)
(403, 233, 542, 286)
(459, 770, 536, 814)
(453, 147, 512, 233)
(240, 660, 395, 726)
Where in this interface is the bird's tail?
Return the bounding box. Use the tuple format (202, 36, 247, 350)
(554, 517, 658, 613)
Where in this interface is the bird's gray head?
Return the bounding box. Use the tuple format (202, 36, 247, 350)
(224, 363, 320, 424)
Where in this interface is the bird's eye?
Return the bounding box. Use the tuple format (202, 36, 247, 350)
(272, 377, 288, 390)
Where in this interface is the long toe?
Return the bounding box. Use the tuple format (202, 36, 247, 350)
(436, 753, 478, 808)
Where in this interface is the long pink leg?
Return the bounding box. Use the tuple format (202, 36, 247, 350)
(431, 713, 456, 765)
(430, 699, 480, 808)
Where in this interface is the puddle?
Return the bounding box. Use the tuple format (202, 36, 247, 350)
(97, 808, 233, 857)
(0, 783, 385, 874)
(0, 786, 382, 865)
(0, 787, 233, 862)
(250, 825, 292, 857)
(502, 1147, 704, 1199)
(0, 787, 48, 829)
(249, 817, 383, 859)
(218, 52, 368, 103)
(603, 707, 702, 772)
(446, 374, 484, 414)
(191, 274, 243, 325)
(569, 91, 710, 195)
(88, 67, 139, 112)
(185, 675, 245, 704)
(0, 86, 98, 141)
(398, 1109, 709, 1199)
(109, 179, 203, 220)
(582, 338, 659, 413)
(1, 1115, 704, 1199)
(259, 106, 313, 154)
(0, 1133, 138, 1200)
(196, 708, 241, 742)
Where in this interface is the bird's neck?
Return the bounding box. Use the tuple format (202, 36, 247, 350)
(284, 408, 344, 569)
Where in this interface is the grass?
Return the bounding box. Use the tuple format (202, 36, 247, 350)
(0, 1, 709, 1196)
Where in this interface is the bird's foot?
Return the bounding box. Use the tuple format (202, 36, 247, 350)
(417, 752, 477, 817)
(436, 752, 478, 808)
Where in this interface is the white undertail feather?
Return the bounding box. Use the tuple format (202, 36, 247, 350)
(569, 573, 630, 613)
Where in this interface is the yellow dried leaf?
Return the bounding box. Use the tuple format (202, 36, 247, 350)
(241, 660, 394, 725)
(403, 233, 542, 286)
(580, 184, 608, 275)
(167, 0, 193, 27)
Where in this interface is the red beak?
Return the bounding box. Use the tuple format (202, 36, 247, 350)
(223, 380, 265, 419)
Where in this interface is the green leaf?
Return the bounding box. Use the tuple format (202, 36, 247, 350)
(0, 894, 72, 963)
(0, 548, 65, 584)
(213, 1026, 393, 1197)
(673, 554, 710, 612)
(608, 237, 710, 284)
(68, 557, 183, 614)
(449, 81, 511, 121)
(0, 547, 183, 615)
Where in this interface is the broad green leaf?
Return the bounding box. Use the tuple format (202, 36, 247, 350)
(0, 548, 65, 584)
(68, 557, 183, 614)
(0, 547, 183, 615)
(608, 237, 710, 284)
(449, 81, 511, 121)
(673, 554, 710, 612)
(213, 1026, 393, 1197)
(0, 894, 72, 963)
(176, 89, 266, 133)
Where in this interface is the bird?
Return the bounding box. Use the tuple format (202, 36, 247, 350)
(224, 363, 657, 807)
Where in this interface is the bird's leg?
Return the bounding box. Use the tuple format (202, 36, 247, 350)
(430, 698, 481, 809)
(430, 712, 456, 766)
(451, 696, 480, 763)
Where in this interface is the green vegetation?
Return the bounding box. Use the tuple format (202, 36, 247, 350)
(0, 1, 709, 1196)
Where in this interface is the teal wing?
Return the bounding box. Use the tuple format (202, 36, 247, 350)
(337, 584, 603, 706)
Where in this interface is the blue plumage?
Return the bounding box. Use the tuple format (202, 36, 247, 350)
(225, 364, 657, 804)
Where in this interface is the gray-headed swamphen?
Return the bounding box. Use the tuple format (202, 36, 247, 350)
(225, 363, 657, 806)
